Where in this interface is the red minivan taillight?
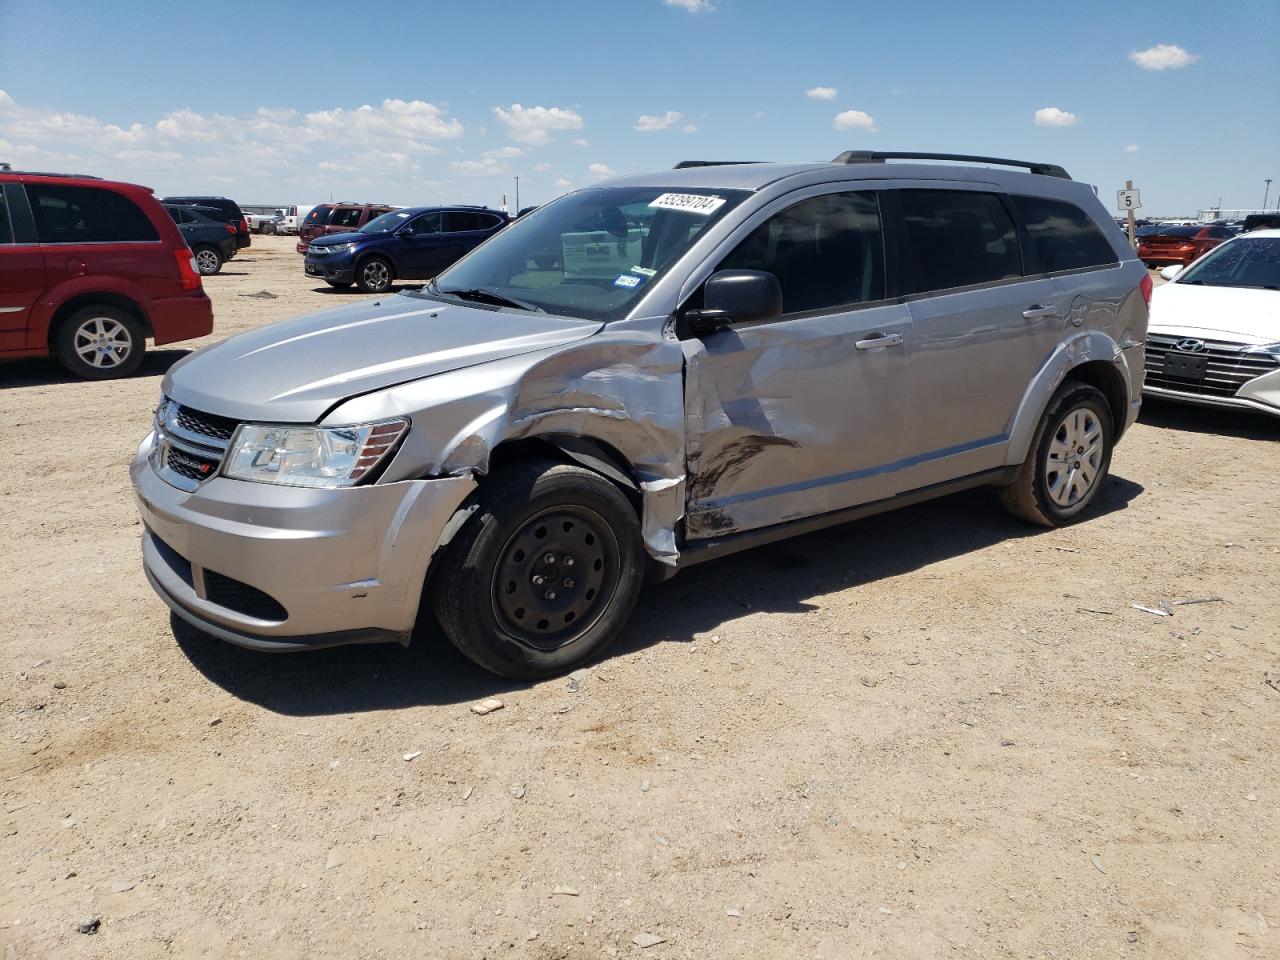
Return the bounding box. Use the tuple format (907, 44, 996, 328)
(1140, 272, 1153, 306)
(175, 249, 203, 291)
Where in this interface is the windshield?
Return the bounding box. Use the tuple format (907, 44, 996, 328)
(423, 186, 750, 321)
(1177, 237, 1280, 290)
(361, 210, 414, 234)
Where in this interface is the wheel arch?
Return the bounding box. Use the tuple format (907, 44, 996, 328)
(48, 292, 151, 348)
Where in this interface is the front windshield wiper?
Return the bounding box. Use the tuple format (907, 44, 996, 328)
(429, 284, 544, 312)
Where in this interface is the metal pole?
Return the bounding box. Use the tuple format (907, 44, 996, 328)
(515, 176, 520, 214)
(1265, 179, 1273, 211)
(1125, 179, 1136, 249)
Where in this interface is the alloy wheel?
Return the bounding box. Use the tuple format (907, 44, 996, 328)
(72, 316, 134, 370)
(362, 260, 391, 291)
(194, 249, 220, 274)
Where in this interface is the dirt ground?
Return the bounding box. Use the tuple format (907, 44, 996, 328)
(2, 235, 1278, 959)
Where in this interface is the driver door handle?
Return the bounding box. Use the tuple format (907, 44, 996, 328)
(1022, 304, 1060, 319)
(855, 332, 903, 350)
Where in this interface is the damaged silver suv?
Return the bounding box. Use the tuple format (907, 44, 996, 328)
(132, 151, 1150, 678)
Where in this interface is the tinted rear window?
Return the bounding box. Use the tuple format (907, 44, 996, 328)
(0, 188, 13, 244)
(898, 190, 1021, 293)
(305, 206, 333, 225)
(1149, 226, 1202, 237)
(445, 211, 485, 232)
(1011, 196, 1118, 273)
(328, 207, 363, 229)
(28, 184, 159, 243)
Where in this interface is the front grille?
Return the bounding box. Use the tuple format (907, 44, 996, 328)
(173, 405, 239, 443)
(203, 570, 288, 622)
(1144, 334, 1279, 397)
(165, 444, 220, 482)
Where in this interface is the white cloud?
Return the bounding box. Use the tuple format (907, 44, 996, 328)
(533, 162, 551, 173)
(663, 0, 714, 12)
(588, 162, 616, 178)
(1033, 106, 1077, 127)
(571, 138, 590, 147)
(482, 145, 525, 159)
(634, 110, 685, 132)
(890, 87, 904, 96)
(832, 109, 877, 132)
(554, 177, 572, 188)
(806, 86, 837, 101)
(1123, 143, 1140, 153)
(492, 103, 583, 146)
(303, 99, 463, 142)
(681, 123, 698, 133)
(1130, 43, 1199, 70)
(451, 157, 508, 177)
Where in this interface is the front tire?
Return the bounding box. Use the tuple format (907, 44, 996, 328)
(355, 256, 394, 293)
(54, 306, 146, 380)
(193, 245, 223, 275)
(430, 461, 645, 679)
(999, 382, 1114, 527)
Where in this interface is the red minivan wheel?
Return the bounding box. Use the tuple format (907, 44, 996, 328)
(54, 305, 146, 380)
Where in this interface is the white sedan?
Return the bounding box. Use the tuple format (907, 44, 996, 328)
(1144, 229, 1280, 418)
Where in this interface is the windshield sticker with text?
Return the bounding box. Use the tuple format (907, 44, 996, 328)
(614, 274, 642, 288)
(648, 193, 726, 215)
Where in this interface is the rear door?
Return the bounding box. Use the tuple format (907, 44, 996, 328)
(889, 187, 1062, 490)
(0, 183, 46, 352)
(438, 211, 483, 269)
(682, 188, 911, 538)
(393, 211, 445, 278)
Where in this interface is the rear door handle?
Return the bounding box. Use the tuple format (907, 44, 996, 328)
(1022, 305, 1060, 319)
(855, 332, 904, 351)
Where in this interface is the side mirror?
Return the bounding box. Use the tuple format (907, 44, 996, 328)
(685, 270, 783, 335)
(396, 227, 415, 238)
(1160, 265, 1183, 281)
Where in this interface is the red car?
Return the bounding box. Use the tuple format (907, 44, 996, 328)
(0, 171, 213, 379)
(296, 202, 395, 253)
(1138, 224, 1234, 267)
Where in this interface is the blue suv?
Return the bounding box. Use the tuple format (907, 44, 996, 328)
(304, 206, 509, 293)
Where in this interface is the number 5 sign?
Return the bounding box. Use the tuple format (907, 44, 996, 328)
(1116, 189, 1142, 211)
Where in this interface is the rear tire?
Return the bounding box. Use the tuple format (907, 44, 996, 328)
(999, 382, 1114, 527)
(356, 256, 394, 293)
(54, 305, 146, 380)
(430, 461, 645, 679)
(193, 245, 223, 275)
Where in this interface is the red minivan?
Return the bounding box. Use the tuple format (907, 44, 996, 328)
(0, 171, 213, 379)
(296, 202, 395, 253)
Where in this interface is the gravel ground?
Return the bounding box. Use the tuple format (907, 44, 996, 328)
(2, 235, 1278, 959)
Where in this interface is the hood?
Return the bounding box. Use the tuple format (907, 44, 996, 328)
(309, 230, 366, 248)
(1149, 282, 1280, 344)
(164, 294, 602, 423)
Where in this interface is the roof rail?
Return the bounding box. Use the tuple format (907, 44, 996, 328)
(3, 169, 104, 179)
(674, 160, 764, 169)
(832, 151, 1071, 180)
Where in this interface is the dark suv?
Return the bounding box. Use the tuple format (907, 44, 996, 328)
(296, 202, 395, 254)
(304, 206, 509, 292)
(164, 205, 238, 275)
(163, 195, 251, 249)
(1, 171, 213, 378)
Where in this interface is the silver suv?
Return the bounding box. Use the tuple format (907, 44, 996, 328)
(132, 151, 1150, 678)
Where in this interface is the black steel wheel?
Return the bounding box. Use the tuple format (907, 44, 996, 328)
(430, 460, 645, 679)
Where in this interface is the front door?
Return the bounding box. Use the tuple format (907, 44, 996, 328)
(682, 189, 910, 539)
(396, 211, 445, 278)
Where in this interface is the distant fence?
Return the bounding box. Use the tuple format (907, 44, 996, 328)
(1197, 208, 1278, 221)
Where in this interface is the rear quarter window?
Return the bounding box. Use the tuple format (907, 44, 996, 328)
(0, 188, 13, 243)
(329, 208, 363, 229)
(1011, 196, 1118, 272)
(27, 184, 160, 243)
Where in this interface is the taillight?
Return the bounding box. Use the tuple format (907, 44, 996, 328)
(174, 249, 203, 291)
(225, 224, 237, 235)
(239, 217, 249, 233)
(1140, 273, 1153, 306)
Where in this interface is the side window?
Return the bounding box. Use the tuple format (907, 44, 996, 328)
(898, 190, 1021, 293)
(329, 208, 362, 229)
(717, 191, 885, 315)
(0, 189, 15, 243)
(1011, 195, 1119, 272)
(26, 184, 160, 243)
(445, 211, 483, 232)
(410, 212, 441, 234)
(478, 213, 504, 230)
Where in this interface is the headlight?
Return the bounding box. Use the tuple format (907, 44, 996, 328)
(223, 420, 408, 488)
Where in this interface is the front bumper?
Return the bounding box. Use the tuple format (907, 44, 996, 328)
(131, 433, 476, 650)
(304, 255, 356, 283)
(1143, 382, 1280, 418)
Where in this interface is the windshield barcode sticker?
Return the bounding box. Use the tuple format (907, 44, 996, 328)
(649, 193, 726, 215)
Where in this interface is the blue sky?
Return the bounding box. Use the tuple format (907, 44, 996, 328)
(2, 0, 1276, 215)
